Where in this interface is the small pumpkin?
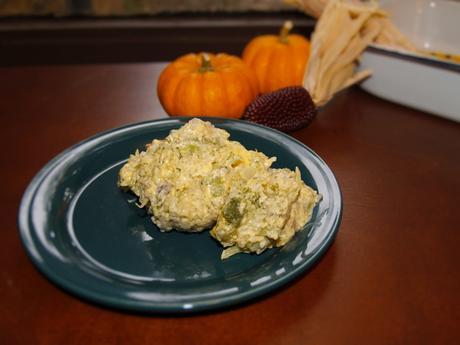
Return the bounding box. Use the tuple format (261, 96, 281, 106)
(242, 21, 310, 94)
(157, 52, 259, 118)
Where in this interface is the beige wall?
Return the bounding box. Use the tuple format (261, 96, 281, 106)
(2, 0, 459, 17)
(0, 0, 292, 16)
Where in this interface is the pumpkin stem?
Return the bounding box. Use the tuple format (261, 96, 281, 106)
(279, 20, 293, 44)
(199, 53, 214, 73)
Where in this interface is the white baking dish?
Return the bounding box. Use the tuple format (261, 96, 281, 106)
(359, 0, 460, 122)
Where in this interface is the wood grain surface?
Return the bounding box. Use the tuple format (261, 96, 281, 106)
(1, 62, 459, 345)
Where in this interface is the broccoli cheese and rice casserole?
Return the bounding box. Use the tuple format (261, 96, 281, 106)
(118, 118, 320, 259)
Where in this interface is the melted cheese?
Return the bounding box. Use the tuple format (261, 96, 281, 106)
(119, 118, 319, 258)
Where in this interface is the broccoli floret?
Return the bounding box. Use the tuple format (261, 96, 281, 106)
(223, 198, 243, 226)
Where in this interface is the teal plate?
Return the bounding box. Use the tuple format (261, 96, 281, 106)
(18, 117, 342, 313)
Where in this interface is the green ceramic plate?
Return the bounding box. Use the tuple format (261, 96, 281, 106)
(18, 117, 342, 313)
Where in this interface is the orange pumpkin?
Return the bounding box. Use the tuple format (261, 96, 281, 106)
(157, 53, 259, 118)
(242, 21, 310, 94)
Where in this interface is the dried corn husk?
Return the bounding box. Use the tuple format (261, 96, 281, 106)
(286, 0, 418, 105)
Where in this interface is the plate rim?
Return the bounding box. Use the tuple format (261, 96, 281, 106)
(18, 117, 343, 313)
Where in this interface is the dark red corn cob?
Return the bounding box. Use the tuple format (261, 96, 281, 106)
(243, 86, 317, 132)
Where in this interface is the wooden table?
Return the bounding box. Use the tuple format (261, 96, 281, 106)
(1, 62, 459, 344)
